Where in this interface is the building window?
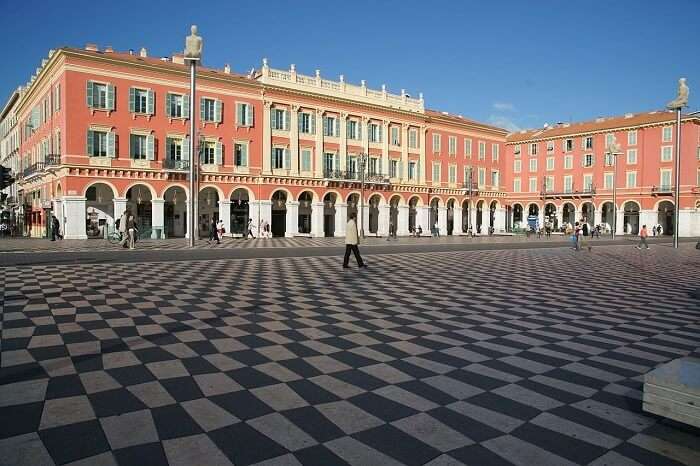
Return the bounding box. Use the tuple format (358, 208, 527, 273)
(661, 146, 673, 162)
(129, 88, 151, 114)
(564, 155, 573, 169)
(368, 123, 382, 143)
(544, 176, 554, 192)
(408, 161, 416, 180)
(53, 84, 61, 112)
(236, 103, 253, 126)
(202, 98, 220, 122)
(299, 112, 314, 134)
(272, 108, 288, 130)
(478, 167, 486, 188)
(368, 157, 378, 175)
(583, 154, 594, 167)
(513, 178, 521, 193)
(546, 141, 554, 153)
(660, 169, 672, 190)
(628, 130, 637, 146)
(346, 120, 359, 140)
(86, 129, 113, 157)
(529, 143, 538, 156)
(449, 165, 457, 184)
(273, 147, 285, 169)
(513, 159, 521, 173)
(626, 171, 637, 188)
(301, 149, 312, 172)
(323, 116, 338, 137)
(166, 93, 186, 118)
(202, 141, 216, 165)
(546, 157, 554, 171)
(432, 133, 441, 152)
(605, 133, 614, 149)
(130, 134, 149, 160)
(564, 138, 573, 152)
(528, 177, 537, 193)
(448, 136, 456, 155)
(492, 143, 499, 161)
(604, 172, 614, 189)
(583, 174, 593, 192)
(513, 144, 521, 156)
(408, 129, 418, 149)
(491, 170, 499, 188)
(391, 127, 400, 146)
(627, 149, 637, 164)
(167, 138, 183, 160)
(86, 81, 114, 110)
(390, 160, 398, 178)
(465, 138, 472, 157)
(432, 163, 441, 182)
(478, 141, 486, 160)
(662, 126, 672, 142)
(234, 142, 248, 166)
(529, 158, 537, 172)
(324, 152, 335, 173)
(583, 136, 593, 150)
(564, 176, 573, 193)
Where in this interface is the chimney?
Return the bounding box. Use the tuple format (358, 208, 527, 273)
(224, 64, 231, 74)
(128, 49, 134, 55)
(172, 53, 184, 65)
(139, 47, 147, 57)
(85, 43, 98, 51)
(104, 45, 113, 53)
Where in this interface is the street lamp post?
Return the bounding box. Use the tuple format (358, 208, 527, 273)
(184, 25, 202, 247)
(606, 137, 623, 240)
(666, 78, 689, 248)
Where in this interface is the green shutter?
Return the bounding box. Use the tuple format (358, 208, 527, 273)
(215, 142, 222, 165)
(200, 97, 205, 121)
(106, 85, 115, 110)
(107, 132, 116, 158)
(147, 90, 154, 115)
(270, 109, 276, 129)
(346, 120, 351, 139)
(248, 106, 254, 126)
(378, 125, 383, 143)
(309, 113, 315, 134)
(86, 81, 93, 108)
(129, 87, 135, 113)
(398, 161, 403, 179)
(357, 121, 362, 141)
(147, 135, 155, 160)
(165, 137, 172, 158)
(299, 113, 304, 132)
(86, 129, 94, 155)
(165, 93, 171, 117)
(215, 100, 222, 123)
(378, 158, 383, 175)
(323, 116, 328, 136)
(182, 138, 190, 161)
(236, 103, 243, 125)
(182, 94, 190, 118)
(284, 149, 291, 169)
(241, 143, 248, 166)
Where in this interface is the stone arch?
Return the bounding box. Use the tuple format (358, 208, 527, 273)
(368, 192, 387, 206)
(270, 190, 289, 237)
(227, 185, 255, 202)
(270, 187, 294, 202)
(122, 182, 156, 199)
(345, 191, 361, 204)
(408, 195, 423, 207)
(297, 191, 314, 234)
(83, 180, 119, 198)
(368, 193, 383, 234)
(85, 182, 117, 238)
(230, 188, 251, 236)
(159, 183, 189, 199)
(623, 200, 641, 235)
(199, 184, 225, 201)
(656, 200, 674, 236)
(562, 202, 576, 225)
(163, 185, 188, 238)
(125, 184, 154, 232)
(389, 193, 406, 206)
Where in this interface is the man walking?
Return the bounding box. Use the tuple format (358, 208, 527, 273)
(207, 218, 220, 245)
(246, 218, 256, 239)
(343, 212, 366, 269)
(50, 215, 62, 241)
(636, 224, 650, 250)
(119, 210, 129, 248)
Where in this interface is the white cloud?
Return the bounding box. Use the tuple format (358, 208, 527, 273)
(493, 102, 516, 112)
(488, 115, 521, 132)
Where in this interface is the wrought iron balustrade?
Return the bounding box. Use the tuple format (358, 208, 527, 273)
(163, 159, 190, 170)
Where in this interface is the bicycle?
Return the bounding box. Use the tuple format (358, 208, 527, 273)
(107, 229, 123, 244)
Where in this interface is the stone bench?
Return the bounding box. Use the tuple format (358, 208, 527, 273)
(643, 357, 700, 428)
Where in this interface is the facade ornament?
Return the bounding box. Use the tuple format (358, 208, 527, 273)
(667, 78, 689, 109)
(184, 25, 203, 60)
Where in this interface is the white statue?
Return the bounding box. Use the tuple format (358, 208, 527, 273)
(184, 25, 203, 60)
(667, 78, 689, 109)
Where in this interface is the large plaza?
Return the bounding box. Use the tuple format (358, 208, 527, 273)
(1, 241, 699, 465)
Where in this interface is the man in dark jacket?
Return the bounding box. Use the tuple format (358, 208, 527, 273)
(51, 215, 62, 241)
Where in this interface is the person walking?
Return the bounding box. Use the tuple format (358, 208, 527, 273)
(343, 212, 366, 269)
(216, 219, 225, 241)
(50, 215, 62, 241)
(126, 213, 137, 249)
(636, 224, 650, 250)
(246, 219, 256, 239)
(119, 210, 130, 248)
(433, 221, 440, 237)
(208, 218, 220, 244)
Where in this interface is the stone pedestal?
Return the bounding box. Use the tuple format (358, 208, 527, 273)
(219, 200, 232, 235)
(62, 196, 87, 239)
(151, 199, 165, 239)
(286, 201, 299, 237)
(335, 203, 347, 237)
(397, 205, 409, 236)
(616, 210, 625, 235)
(494, 207, 505, 233)
(643, 357, 700, 428)
(378, 205, 390, 236)
(420, 206, 431, 235)
(311, 202, 325, 237)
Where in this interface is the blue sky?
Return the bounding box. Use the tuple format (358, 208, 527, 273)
(2, 0, 698, 131)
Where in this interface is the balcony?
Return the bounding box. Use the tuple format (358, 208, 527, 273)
(462, 181, 479, 195)
(323, 170, 389, 184)
(163, 159, 190, 171)
(23, 161, 45, 179)
(651, 185, 673, 196)
(45, 154, 61, 167)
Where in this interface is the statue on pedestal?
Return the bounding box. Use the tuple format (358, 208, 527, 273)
(667, 78, 689, 109)
(184, 25, 202, 61)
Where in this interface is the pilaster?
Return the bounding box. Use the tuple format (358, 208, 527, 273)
(419, 126, 427, 185)
(397, 205, 409, 236)
(335, 203, 347, 237)
(219, 200, 232, 236)
(339, 112, 347, 172)
(290, 105, 300, 175)
(378, 204, 390, 236)
(151, 198, 165, 238)
(262, 101, 272, 174)
(311, 202, 325, 237)
(438, 206, 448, 235)
(453, 207, 463, 235)
(62, 196, 87, 239)
(381, 120, 389, 176)
(286, 201, 299, 237)
(400, 123, 409, 182)
(314, 109, 324, 178)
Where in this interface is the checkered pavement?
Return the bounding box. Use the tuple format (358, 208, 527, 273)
(1, 244, 699, 465)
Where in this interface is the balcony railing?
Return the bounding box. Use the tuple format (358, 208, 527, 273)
(651, 185, 673, 195)
(323, 169, 389, 184)
(163, 159, 190, 170)
(23, 161, 45, 178)
(462, 181, 479, 194)
(541, 187, 596, 198)
(45, 154, 61, 167)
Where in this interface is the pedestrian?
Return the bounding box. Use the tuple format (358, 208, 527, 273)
(657, 225, 662, 236)
(636, 224, 650, 250)
(343, 212, 366, 269)
(208, 218, 220, 244)
(216, 219, 225, 241)
(126, 213, 137, 249)
(434, 221, 440, 237)
(246, 218, 256, 239)
(50, 215, 62, 241)
(387, 219, 393, 241)
(416, 225, 423, 236)
(119, 210, 130, 248)
(652, 224, 657, 237)
(467, 225, 473, 237)
(573, 222, 581, 250)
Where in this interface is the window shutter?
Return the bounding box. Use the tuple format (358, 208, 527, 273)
(346, 120, 351, 139)
(333, 118, 339, 137)
(182, 94, 190, 118)
(241, 143, 248, 166)
(200, 97, 205, 121)
(591, 155, 595, 166)
(378, 125, 383, 143)
(283, 110, 288, 130)
(357, 122, 362, 141)
(182, 138, 190, 161)
(215, 142, 223, 165)
(86, 130, 94, 155)
(378, 158, 383, 175)
(248, 105, 253, 126)
(398, 161, 403, 179)
(215, 100, 222, 123)
(270, 110, 276, 129)
(129, 87, 135, 113)
(147, 90, 154, 114)
(146, 135, 155, 160)
(323, 116, 328, 136)
(86, 81, 93, 107)
(107, 85, 115, 110)
(284, 149, 291, 169)
(236, 103, 243, 126)
(165, 93, 171, 117)
(299, 113, 304, 133)
(107, 132, 116, 158)
(165, 137, 172, 158)
(309, 113, 315, 134)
